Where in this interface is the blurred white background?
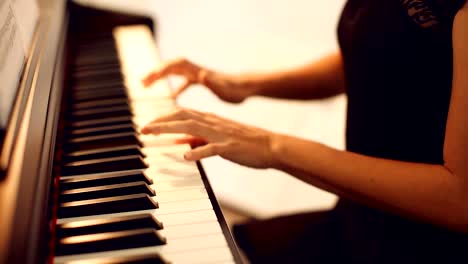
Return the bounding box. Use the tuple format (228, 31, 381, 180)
(77, 0, 347, 218)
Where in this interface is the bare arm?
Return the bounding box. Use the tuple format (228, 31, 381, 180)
(241, 52, 346, 100)
(143, 52, 345, 102)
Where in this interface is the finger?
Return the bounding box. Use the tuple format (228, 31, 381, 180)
(142, 66, 171, 87)
(170, 79, 192, 99)
(142, 59, 189, 87)
(174, 136, 207, 148)
(144, 109, 201, 126)
(184, 143, 227, 161)
(141, 120, 214, 139)
(142, 72, 159, 87)
(144, 108, 216, 128)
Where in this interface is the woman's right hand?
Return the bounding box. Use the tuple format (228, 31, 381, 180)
(143, 58, 256, 103)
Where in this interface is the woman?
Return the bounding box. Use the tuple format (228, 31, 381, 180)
(142, 0, 468, 263)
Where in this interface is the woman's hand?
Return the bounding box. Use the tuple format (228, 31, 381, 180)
(141, 107, 278, 169)
(143, 58, 257, 103)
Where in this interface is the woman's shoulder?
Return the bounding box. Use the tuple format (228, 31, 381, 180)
(400, 0, 467, 28)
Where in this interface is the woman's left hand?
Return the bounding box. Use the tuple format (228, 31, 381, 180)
(141, 108, 277, 169)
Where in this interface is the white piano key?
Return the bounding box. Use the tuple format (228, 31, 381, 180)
(141, 146, 192, 160)
(131, 115, 157, 127)
(165, 247, 234, 264)
(153, 178, 205, 191)
(144, 153, 188, 166)
(113, 27, 172, 99)
(145, 167, 202, 181)
(147, 164, 200, 176)
(159, 221, 222, 239)
(130, 104, 174, 114)
(159, 233, 228, 252)
(156, 188, 209, 203)
(130, 99, 175, 116)
(142, 144, 192, 154)
(157, 198, 213, 215)
(157, 209, 218, 226)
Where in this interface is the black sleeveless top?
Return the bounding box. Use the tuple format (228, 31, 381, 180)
(333, 0, 468, 263)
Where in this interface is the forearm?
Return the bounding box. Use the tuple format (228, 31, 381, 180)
(241, 52, 346, 100)
(270, 134, 468, 232)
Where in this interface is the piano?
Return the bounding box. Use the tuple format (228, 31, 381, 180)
(0, 0, 242, 263)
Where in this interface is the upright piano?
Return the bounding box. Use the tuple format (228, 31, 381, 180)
(0, 0, 242, 263)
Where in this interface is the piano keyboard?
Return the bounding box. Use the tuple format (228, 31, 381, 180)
(53, 25, 237, 264)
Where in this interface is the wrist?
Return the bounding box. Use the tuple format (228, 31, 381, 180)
(236, 74, 263, 98)
(268, 132, 287, 170)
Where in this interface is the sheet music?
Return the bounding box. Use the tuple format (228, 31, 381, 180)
(0, 0, 38, 129)
(11, 0, 38, 52)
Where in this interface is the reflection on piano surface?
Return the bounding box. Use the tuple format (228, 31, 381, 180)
(0, 1, 241, 263)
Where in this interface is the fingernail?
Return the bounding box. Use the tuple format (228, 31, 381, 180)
(184, 152, 193, 160)
(141, 126, 154, 134)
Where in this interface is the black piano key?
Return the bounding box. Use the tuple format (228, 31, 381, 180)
(72, 67, 121, 79)
(72, 71, 123, 82)
(64, 132, 141, 152)
(58, 193, 158, 218)
(72, 98, 129, 111)
(75, 39, 115, 47)
(55, 228, 166, 256)
(74, 49, 118, 60)
(64, 145, 144, 162)
(72, 89, 127, 103)
(56, 214, 163, 238)
(72, 80, 124, 92)
(75, 35, 114, 45)
(68, 123, 136, 139)
(73, 55, 120, 67)
(72, 79, 125, 92)
(72, 62, 122, 78)
(73, 60, 121, 71)
(62, 253, 169, 264)
(60, 170, 152, 190)
(61, 155, 147, 176)
(60, 181, 155, 202)
(71, 85, 126, 98)
(71, 105, 130, 118)
(70, 105, 132, 121)
(70, 108, 132, 122)
(70, 70, 124, 83)
(70, 116, 134, 129)
(75, 43, 116, 53)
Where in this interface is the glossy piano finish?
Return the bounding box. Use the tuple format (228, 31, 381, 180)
(0, 1, 241, 263)
(0, 0, 68, 263)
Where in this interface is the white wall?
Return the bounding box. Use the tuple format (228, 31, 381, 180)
(77, 0, 347, 218)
